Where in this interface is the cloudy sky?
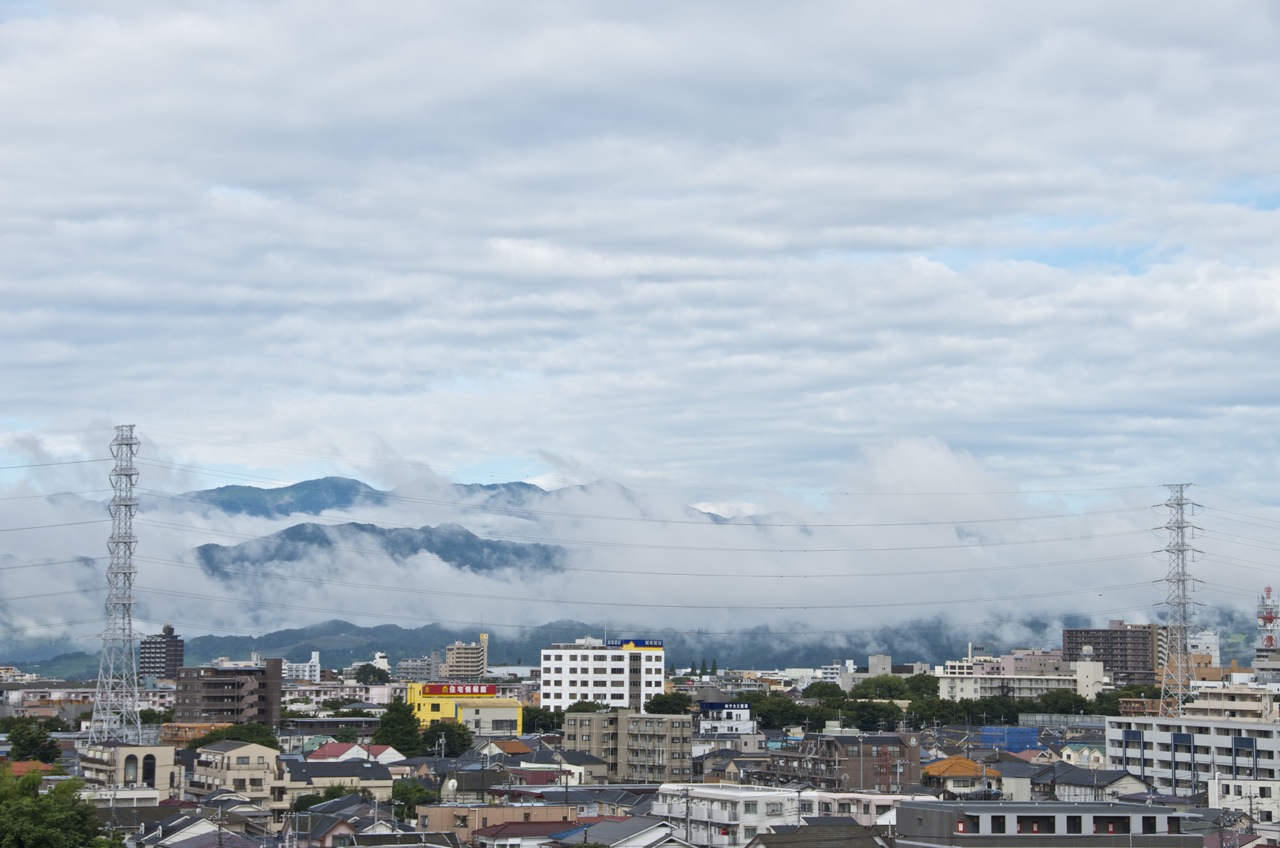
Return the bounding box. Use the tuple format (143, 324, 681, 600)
(4, 2, 1280, 651)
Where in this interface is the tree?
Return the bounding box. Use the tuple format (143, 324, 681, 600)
(8, 720, 61, 764)
(904, 674, 939, 701)
(332, 727, 359, 744)
(802, 681, 847, 704)
(849, 674, 910, 700)
(710, 659, 718, 676)
(699, 658, 708, 676)
(392, 778, 436, 819)
(422, 721, 474, 757)
(355, 663, 391, 685)
(565, 700, 605, 713)
(0, 766, 108, 848)
(186, 722, 279, 750)
(522, 706, 562, 733)
(373, 698, 425, 757)
(138, 707, 174, 725)
(645, 692, 693, 715)
(293, 793, 324, 812)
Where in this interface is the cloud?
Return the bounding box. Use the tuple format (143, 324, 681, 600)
(3, 2, 1280, 649)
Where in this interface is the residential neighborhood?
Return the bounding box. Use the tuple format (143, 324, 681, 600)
(3, 620, 1280, 848)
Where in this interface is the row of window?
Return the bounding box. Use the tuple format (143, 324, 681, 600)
(543, 653, 664, 662)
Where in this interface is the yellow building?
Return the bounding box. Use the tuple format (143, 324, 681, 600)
(406, 683, 523, 735)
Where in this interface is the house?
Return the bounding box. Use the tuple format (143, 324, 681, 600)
(188, 741, 278, 808)
(416, 804, 577, 845)
(473, 820, 585, 848)
(557, 815, 689, 848)
(275, 758, 394, 811)
(922, 757, 1001, 799)
(1061, 741, 1107, 769)
(307, 742, 405, 764)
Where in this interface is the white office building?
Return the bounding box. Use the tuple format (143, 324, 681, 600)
(540, 637, 665, 712)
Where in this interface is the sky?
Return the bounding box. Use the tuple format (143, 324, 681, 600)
(4, 2, 1280, 654)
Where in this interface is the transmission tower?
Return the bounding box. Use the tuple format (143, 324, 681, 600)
(89, 425, 142, 744)
(1158, 482, 1200, 717)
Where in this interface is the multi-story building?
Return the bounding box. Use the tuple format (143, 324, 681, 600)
(894, 799, 1199, 848)
(406, 683, 522, 734)
(1208, 774, 1280, 825)
(139, 623, 184, 681)
(282, 651, 322, 683)
(1063, 621, 1164, 688)
(444, 635, 489, 680)
(1105, 712, 1280, 795)
(174, 654, 283, 728)
(77, 741, 182, 797)
(397, 653, 443, 681)
(540, 637, 665, 712)
(935, 646, 1107, 702)
(560, 708, 694, 782)
(188, 740, 280, 807)
(652, 783, 938, 847)
(760, 731, 923, 792)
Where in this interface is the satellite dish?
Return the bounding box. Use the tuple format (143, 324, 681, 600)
(446, 778, 458, 798)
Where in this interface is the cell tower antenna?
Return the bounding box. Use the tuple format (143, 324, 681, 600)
(89, 424, 142, 744)
(1159, 482, 1200, 718)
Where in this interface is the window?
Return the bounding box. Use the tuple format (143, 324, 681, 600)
(1263, 787, 1273, 798)
(766, 803, 783, 816)
(743, 802, 757, 814)
(582, 734, 590, 741)
(236, 756, 250, 765)
(1067, 816, 1082, 834)
(431, 703, 441, 712)
(991, 816, 1006, 834)
(257, 756, 265, 764)
(800, 801, 814, 814)
(743, 827, 757, 839)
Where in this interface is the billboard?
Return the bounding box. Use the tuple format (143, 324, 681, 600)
(420, 683, 497, 696)
(604, 638, 664, 650)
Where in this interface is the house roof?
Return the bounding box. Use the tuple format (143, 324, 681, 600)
(473, 821, 580, 838)
(578, 815, 671, 845)
(281, 759, 392, 783)
(309, 742, 401, 761)
(922, 757, 999, 779)
(198, 740, 257, 753)
(491, 740, 533, 755)
(745, 823, 880, 848)
(4, 760, 53, 776)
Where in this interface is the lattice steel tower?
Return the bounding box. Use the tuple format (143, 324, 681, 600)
(89, 424, 142, 743)
(1159, 482, 1199, 717)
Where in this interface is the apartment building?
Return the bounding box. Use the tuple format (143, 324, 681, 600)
(282, 651, 322, 683)
(1105, 711, 1280, 795)
(761, 731, 923, 792)
(188, 740, 279, 807)
(560, 708, 694, 782)
(895, 799, 1199, 848)
(398, 653, 443, 681)
(139, 623, 184, 680)
(540, 637, 665, 712)
(78, 741, 182, 796)
(174, 655, 283, 727)
(1063, 621, 1164, 688)
(652, 783, 937, 847)
(935, 645, 1107, 701)
(444, 635, 489, 680)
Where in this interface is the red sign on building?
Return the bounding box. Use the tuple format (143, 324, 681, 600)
(420, 683, 497, 696)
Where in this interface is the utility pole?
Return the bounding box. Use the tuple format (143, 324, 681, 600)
(90, 425, 142, 744)
(1159, 483, 1200, 717)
